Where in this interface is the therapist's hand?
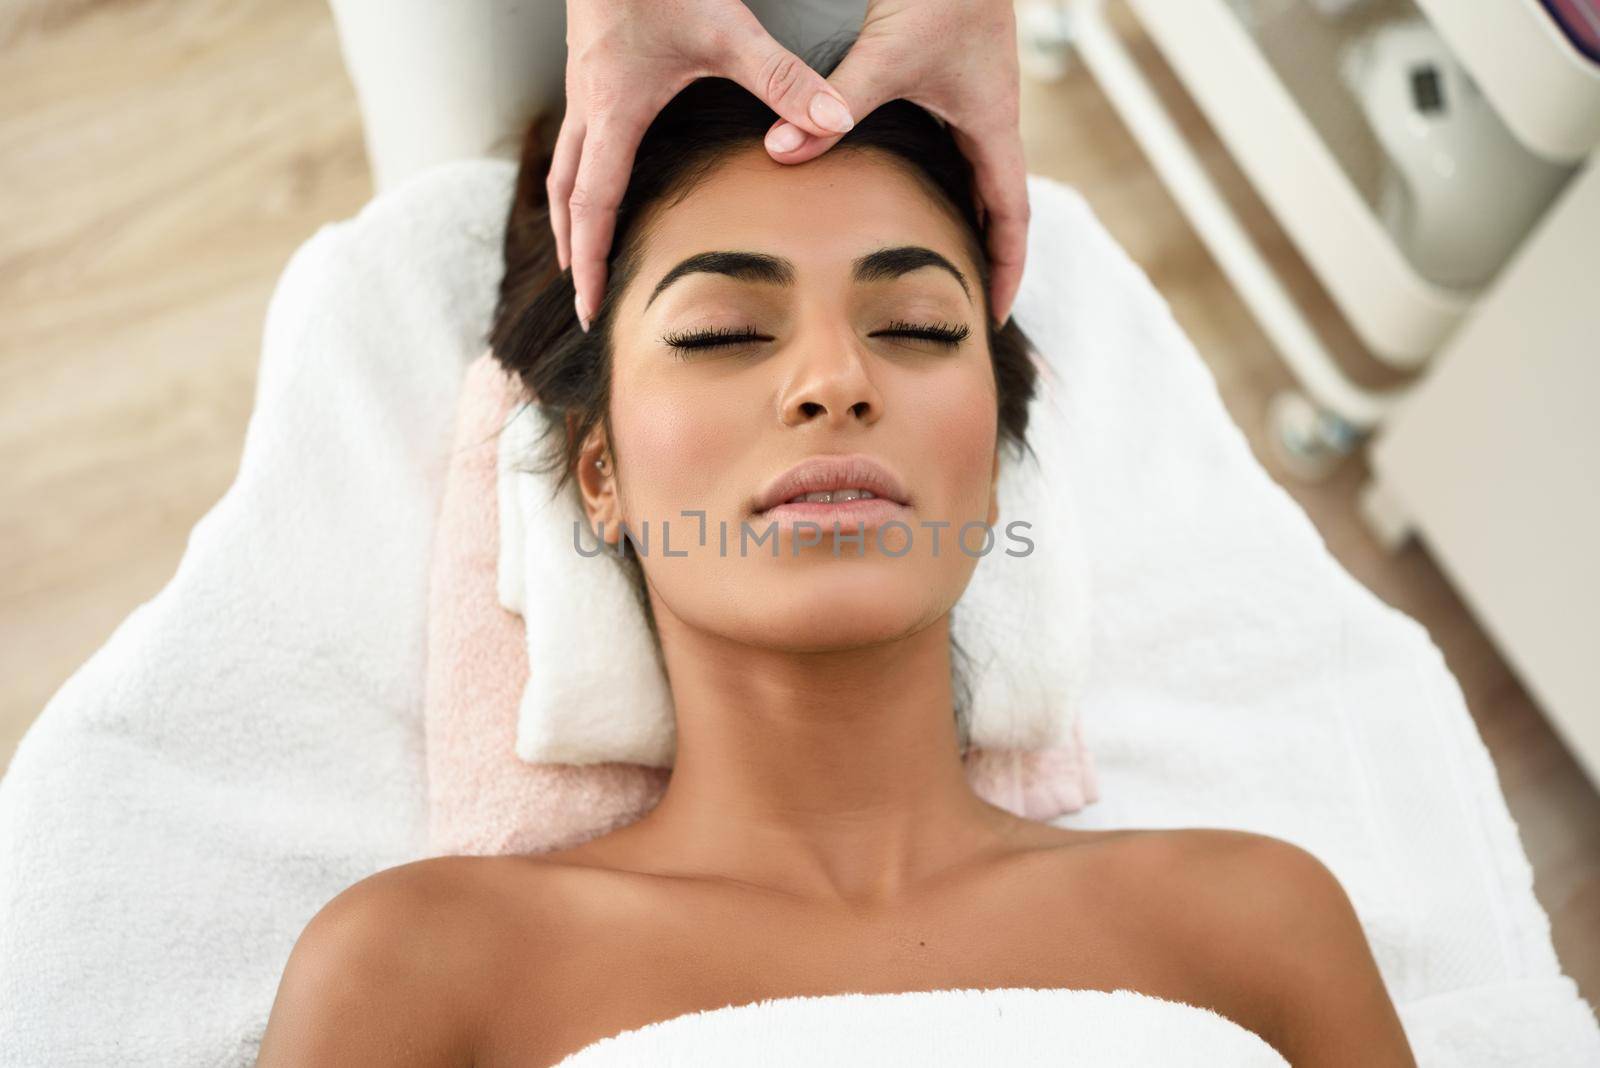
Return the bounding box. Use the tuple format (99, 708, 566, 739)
(764, 0, 1029, 327)
(555, 0, 856, 331)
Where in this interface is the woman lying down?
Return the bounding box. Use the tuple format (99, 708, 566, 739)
(256, 34, 1417, 1068)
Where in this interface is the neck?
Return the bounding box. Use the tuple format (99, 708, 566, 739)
(624, 603, 1010, 908)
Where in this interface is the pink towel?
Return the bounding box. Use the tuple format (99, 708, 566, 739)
(423, 353, 1098, 857)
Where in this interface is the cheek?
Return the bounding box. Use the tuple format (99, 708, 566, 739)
(907, 360, 998, 521)
(611, 372, 747, 522)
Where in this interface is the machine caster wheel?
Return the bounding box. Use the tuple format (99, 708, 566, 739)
(1267, 388, 1364, 482)
(1358, 476, 1414, 553)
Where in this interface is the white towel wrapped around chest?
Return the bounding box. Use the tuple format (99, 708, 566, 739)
(553, 987, 1290, 1067)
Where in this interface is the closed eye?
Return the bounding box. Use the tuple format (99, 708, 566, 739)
(661, 325, 773, 352)
(875, 319, 971, 347)
(661, 319, 970, 354)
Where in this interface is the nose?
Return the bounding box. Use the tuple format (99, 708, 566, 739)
(778, 337, 884, 429)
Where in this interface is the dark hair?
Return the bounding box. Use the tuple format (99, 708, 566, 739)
(488, 33, 1039, 745)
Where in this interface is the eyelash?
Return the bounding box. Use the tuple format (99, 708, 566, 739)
(660, 318, 971, 354)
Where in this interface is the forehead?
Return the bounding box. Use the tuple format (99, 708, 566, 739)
(631, 145, 978, 288)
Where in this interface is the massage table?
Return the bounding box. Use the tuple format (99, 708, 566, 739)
(0, 158, 1594, 1065)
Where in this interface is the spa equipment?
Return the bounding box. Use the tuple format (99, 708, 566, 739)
(1046, 0, 1599, 470)
(1340, 17, 1573, 290)
(1048, 0, 1600, 815)
(0, 160, 1595, 1065)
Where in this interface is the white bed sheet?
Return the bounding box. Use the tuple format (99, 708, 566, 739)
(0, 158, 1593, 1065)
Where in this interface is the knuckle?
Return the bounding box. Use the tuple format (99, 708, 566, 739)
(582, 120, 620, 162)
(581, 79, 622, 118)
(566, 185, 598, 223)
(566, 183, 615, 226)
(758, 50, 806, 104)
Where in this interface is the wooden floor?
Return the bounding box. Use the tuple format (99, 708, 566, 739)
(2, 0, 1595, 1012)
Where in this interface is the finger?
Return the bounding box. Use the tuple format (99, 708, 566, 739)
(761, 39, 900, 165)
(722, 20, 856, 141)
(546, 112, 585, 273)
(761, 118, 844, 165)
(816, 38, 898, 140)
(987, 213, 1027, 329)
(568, 109, 650, 330)
(957, 127, 1030, 326)
(983, 184, 1028, 328)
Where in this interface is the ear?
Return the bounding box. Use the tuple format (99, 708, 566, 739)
(576, 424, 622, 546)
(987, 448, 1001, 528)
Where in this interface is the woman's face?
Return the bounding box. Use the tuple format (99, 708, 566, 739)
(579, 144, 1001, 652)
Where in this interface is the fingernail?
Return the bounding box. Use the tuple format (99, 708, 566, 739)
(808, 92, 854, 133)
(574, 292, 590, 333)
(765, 122, 805, 154)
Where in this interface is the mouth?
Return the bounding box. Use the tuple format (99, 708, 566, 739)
(750, 453, 912, 535)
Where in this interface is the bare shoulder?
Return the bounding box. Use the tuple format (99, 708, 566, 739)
(256, 855, 509, 1067)
(1128, 828, 1417, 1067)
(1076, 825, 1361, 920)
(289, 853, 512, 955)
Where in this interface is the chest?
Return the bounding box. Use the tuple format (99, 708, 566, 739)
(473, 873, 1222, 1068)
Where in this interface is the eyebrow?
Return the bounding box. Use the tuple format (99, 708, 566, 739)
(644, 245, 973, 308)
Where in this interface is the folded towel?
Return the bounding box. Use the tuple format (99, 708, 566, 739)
(424, 355, 1100, 857)
(551, 987, 1291, 1067)
(425, 354, 669, 857)
(496, 334, 1097, 769)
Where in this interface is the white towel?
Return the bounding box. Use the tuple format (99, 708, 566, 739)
(0, 159, 1594, 1066)
(494, 336, 1095, 767)
(552, 987, 1291, 1066)
(554, 983, 1600, 1067)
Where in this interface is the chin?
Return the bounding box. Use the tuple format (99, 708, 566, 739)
(737, 565, 950, 651)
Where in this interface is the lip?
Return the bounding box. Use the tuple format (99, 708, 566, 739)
(750, 453, 911, 516)
(751, 496, 914, 540)
(749, 453, 913, 540)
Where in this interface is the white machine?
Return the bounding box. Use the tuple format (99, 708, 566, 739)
(1342, 17, 1573, 289)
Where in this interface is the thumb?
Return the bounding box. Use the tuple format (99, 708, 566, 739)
(814, 38, 900, 138)
(722, 25, 857, 141)
(755, 39, 902, 164)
